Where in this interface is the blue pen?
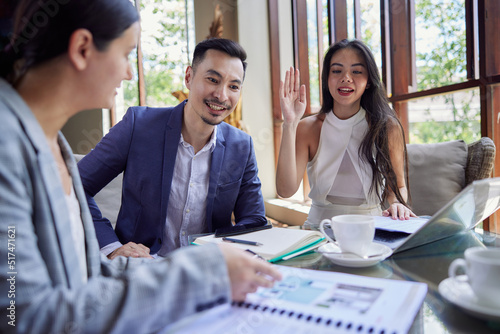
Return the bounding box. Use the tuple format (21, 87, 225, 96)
(245, 249, 267, 261)
(222, 237, 262, 246)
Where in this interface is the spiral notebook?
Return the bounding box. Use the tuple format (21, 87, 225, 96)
(164, 266, 427, 334)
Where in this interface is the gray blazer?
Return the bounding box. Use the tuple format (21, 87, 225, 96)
(0, 79, 230, 333)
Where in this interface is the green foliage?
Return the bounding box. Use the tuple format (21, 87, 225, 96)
(415, 0, 467, 89)
(410, 117, 480, 144)
(411, 0, 479, 144)
(409, 89, 480, 144)
(124, 0, 190, 108)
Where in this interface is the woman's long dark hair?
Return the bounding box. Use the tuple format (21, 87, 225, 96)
(319, 39, 410, 208)
(0, 0, 139, 84)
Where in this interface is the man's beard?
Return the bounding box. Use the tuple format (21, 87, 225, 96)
(201, 115, 225, 126)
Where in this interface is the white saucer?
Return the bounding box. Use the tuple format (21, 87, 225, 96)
(317, 242, 393, 268)
(439, 276, 500, 323)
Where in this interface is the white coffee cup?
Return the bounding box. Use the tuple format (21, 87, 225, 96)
(319, 214, 375, 257)
(448, 246, 500, 308)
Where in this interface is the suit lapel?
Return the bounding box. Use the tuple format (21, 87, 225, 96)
(206, 126, 226, 231)
(38, 148, 85, 288)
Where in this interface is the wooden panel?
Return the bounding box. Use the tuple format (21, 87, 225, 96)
(268, 0, 282, 169)
(484, 0, 500, 76)
(389, 0, 410, 97)
(492, 84, 500, 233)
(408, 0, 416, 90)
(465, 0, 476, 80)
(327, 0, 334, 45)
(327, 0, 347, 43)
(134, 0, 146, 107)
(389, 80, 481, 103)
(389, 0, 410, 137)
(293, 0, 311, 116)
(354, 0, 361, 39)
(333, 0, 348, 42)
(380, 0, 392, 96)
(483, 84, 500, 232)
(268, 0, 281, 121)
(317, 0, 324, 106)
(394, 101, 409, 143)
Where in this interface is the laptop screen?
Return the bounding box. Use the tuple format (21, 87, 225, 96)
(381, 177, 500, 253)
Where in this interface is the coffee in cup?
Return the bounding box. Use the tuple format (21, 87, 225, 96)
(448, 246, 500, 308)
(319, 214, 375, 257)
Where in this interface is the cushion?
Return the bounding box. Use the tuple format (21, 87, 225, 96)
(407, 140, 467, 216)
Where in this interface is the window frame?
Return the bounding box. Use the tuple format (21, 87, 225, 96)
(269, 0, 500, 231)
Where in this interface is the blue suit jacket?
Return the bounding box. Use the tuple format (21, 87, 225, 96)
(78, 101, 266, 253)
(0, 80, 231, 333)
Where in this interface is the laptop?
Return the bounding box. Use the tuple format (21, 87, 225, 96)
(374, 177, 500, 253)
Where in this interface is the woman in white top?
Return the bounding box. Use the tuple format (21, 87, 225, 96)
(276, 39, 415, 229)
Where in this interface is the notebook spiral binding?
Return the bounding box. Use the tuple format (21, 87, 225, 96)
(232, 301, 394, 334)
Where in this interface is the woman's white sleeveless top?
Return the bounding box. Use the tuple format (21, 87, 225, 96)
(305, 108, 381, 228)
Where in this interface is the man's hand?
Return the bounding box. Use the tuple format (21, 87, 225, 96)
(218, 243, 282, 301)
(107, 241, 153, 259)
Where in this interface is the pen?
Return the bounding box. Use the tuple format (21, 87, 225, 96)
(245, 249, 267, 261)
(222, 237, 262, 246)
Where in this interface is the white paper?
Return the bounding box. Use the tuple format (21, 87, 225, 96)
(373, 216, 428, 234)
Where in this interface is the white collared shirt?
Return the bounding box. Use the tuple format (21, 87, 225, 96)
(100, 127, 217, 257)
(156, 127, 217, 256)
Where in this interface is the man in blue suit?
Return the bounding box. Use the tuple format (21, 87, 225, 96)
(79, 38, 267, 259)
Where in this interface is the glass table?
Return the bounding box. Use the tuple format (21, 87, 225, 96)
(277, 229, 500, 333)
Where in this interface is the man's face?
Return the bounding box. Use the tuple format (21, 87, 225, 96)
(185, 49, 244, 126)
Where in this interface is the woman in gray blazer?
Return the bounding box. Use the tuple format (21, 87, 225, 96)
(0, 1, 280, 333)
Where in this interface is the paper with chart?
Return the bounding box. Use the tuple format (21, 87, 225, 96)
(163, 266, 427, 334)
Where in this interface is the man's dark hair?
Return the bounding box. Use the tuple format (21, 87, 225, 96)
(192, 38, 247, 79)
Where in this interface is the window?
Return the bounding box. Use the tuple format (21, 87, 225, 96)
(115, 0, 195, 123)
(273, 0, 500, 232)
(414, 0, 468, 90)
(408, 89, 480, 143)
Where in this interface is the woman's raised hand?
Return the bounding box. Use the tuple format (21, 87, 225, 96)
(279, 67, 307, 126)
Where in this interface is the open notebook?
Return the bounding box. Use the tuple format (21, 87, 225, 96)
(192, 227, 326, 263)
(372, 177, 500, 253)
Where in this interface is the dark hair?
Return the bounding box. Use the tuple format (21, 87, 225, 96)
(192, 38, 247, 79)
(0, 0, 139, 84)
(320, 39, 410, 208)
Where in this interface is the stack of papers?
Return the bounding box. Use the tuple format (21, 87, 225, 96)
(373, 216, 429, 234)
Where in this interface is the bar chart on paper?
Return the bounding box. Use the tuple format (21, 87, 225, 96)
(163, 266, 427, 334)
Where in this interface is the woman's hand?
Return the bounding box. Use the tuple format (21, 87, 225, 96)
(382, 203, 417, 220)
(218, 244, 282, 301)
(279, 67, 307, 126)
